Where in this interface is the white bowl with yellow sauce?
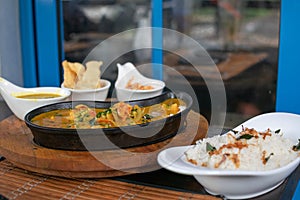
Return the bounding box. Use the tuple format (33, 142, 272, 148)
(0, 77, 71, 120)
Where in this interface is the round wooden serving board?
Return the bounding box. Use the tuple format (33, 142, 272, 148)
(0, 111, 208, 178)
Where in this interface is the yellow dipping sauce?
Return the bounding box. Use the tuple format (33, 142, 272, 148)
(15, 93, 62, 99)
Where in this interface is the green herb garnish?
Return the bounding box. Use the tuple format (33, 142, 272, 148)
(96, 108, 112, 118)
(275, 129, 281, 134)
(206, 142, 216, 152)
(236, 134, 254, 140)
(265, 153, 274, 163)
(106, 108, 112, 114)
(96, 112, 103, 118)
(292, 139, 300, 151)
(143, 114, 153, 120)
(231, 129, 239, 134)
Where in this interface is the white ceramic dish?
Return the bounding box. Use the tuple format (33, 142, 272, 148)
(157, 112, 300, 199)
(0, 77, 71, 120)
(115, 62, 165, 101)
(61, 79, 111, 101)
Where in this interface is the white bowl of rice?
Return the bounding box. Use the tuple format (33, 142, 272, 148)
(157, 112, 300, 199)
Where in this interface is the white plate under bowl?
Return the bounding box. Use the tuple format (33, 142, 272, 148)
(157, 112, 300, 199)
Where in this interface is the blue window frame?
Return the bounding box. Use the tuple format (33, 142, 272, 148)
(19, 0, 62, 87)
(151, 0, 163, 80)
(19, 0, 300, 114)
(276, 0, 300, 114)
(19, 0, 37, 87)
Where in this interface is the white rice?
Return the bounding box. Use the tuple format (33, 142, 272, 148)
(185, 128, 299, 170)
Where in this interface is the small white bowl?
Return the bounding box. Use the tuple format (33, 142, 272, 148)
(158, 112, 300, 199)
(61, 79, 111, 101)
(115, 62, 165, 101)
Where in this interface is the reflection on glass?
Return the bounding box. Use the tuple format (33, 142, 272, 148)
(63, 0, 150, 62)
(162, 0, 280, 129)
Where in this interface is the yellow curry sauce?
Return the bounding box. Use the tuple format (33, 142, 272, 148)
(15, 93, 62, 99)
(30, 99, 186, 129)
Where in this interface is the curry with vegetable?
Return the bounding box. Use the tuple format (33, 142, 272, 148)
(30, 99, 185, 129)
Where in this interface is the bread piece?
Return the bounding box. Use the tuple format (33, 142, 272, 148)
(62, 61, 86, 89)
(62, 60, 77, 88)
(75, 61, 103, 89)
(69, 62, 85, 81)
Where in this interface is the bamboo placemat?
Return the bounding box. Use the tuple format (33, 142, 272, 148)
(0, 160, 220, 200)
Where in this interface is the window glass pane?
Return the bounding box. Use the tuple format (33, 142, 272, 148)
(63, 0, 151, 60)
(162, 0, 280, 129)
